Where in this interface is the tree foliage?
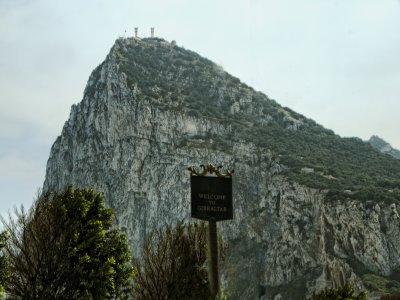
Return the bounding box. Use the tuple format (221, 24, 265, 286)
(381, 294, 400, 300)
(0, 187, 132, 299)
(307, 283, 367, 300)
(0, 230, 10, 297)
(131, 222, 212, 300)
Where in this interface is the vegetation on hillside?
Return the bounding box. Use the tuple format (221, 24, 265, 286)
(307, 283, 367, 300)
(381, 294, 400, 300)
(363, 273, 400, 297)
(115, 38, 400, 203)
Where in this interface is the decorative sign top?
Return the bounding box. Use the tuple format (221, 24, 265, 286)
(188, 164, 234, 178)
(189, 164, 233, 221)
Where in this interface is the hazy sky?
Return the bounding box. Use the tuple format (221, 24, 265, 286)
(1, 0, 400, 216)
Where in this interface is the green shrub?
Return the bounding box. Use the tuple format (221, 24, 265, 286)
(381, 294, 400, 300)
(363, 273, 400, 296)
(307, 283, 367, 300)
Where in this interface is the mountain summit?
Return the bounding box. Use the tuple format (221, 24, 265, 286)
(44, 38, 400, 299)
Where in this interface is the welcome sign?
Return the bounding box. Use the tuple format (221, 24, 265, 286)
(190, 175, 233, 221)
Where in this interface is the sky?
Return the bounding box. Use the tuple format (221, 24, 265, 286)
(1, 0, 400, 216)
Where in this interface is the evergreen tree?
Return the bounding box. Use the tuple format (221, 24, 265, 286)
(0, 230, 10, 297)
(1, 187, 132, 299)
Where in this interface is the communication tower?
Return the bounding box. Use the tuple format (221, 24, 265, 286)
(134, 27, 138, 38)
(151, 27, 154, 38)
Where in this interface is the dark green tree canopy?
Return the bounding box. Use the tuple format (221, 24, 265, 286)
(0, 230, 10, 297)
(1, 187, 132, 300)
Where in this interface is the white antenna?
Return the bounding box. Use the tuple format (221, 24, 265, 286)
(151, 27, 154, 38)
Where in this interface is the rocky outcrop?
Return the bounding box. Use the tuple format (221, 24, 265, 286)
(44, 38, 400, 299)
(369, 135, 400, 160)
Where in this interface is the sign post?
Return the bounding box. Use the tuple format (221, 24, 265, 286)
(188, 164, 234, 298)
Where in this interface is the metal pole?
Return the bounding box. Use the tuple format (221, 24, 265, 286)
(208, 219, 219, 298)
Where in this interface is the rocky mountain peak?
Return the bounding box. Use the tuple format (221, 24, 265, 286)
(368, 135, 400, 160)
(43, 37, 400, 299)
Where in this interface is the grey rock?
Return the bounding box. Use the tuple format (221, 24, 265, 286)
(369, 135, 400, 160)
(44, 38, 400, 299)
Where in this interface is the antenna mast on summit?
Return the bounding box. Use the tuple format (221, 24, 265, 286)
(134, 27, 138, 38)
(151, 27, 154, 38)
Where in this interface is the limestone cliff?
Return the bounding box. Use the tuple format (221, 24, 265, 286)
(44, 38, 400, 299)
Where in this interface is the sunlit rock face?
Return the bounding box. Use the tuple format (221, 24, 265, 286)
(44, 38, 400, 299)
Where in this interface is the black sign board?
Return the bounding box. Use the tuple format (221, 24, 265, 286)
(191, 176, 233, 221)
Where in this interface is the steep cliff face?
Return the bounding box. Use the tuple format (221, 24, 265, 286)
(44, 38, 400, 299)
